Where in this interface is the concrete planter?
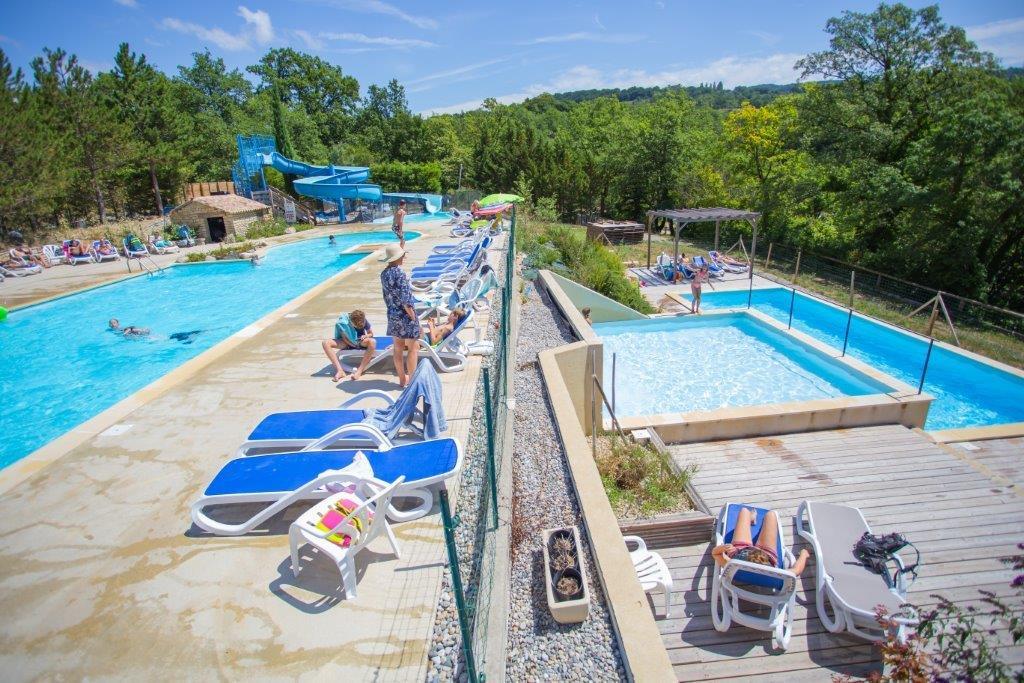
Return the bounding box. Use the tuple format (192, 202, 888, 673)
(543, 526, 590, 623)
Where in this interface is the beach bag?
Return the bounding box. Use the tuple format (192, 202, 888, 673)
(853, 531, 919, 589)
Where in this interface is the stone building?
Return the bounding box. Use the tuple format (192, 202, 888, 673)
(169, 194, 272, 243)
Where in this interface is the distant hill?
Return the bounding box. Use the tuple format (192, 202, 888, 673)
(550, 82, 805, 109)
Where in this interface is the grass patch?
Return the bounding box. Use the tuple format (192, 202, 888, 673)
(517, 218, 655, 314)
(596, 435, 695, 518)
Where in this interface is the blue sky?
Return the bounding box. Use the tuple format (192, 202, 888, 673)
(1, 0, 1021, 115)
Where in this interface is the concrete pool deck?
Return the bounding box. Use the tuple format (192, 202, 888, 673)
(0, 220, 489, 680)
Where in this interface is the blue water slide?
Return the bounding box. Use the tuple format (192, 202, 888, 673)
(261, 151, 382, 203)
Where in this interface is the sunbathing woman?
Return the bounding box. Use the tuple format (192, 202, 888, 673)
(96, 240, 117, 257)
(712, 507, 811, 575)
(69, 239, 90, 257)
(423, 308, 466, 346)
(10, 246, 49, 268)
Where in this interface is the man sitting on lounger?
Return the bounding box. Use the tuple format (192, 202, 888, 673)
(712, 507, 811, 574)
(423, 307, 466, 346)
(322, 309, 376, 382)
(108, 318, 150, 337)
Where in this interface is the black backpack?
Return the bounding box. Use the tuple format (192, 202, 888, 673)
(853, 531, 920, 589)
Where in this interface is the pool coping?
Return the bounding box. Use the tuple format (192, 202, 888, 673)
(0, 240, 393, 496)
(669, 286, 1024, 441)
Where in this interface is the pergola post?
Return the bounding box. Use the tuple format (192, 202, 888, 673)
(646, 212, 652, 269)
(714, 220, 720, 252)
(748, 217, 758, 281)
(673, 220, 679, 264)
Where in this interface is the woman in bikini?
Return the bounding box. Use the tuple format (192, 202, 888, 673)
(690, 262, 714, 314)
(423, 307, 466, 346)
(712, 507, 811, 575)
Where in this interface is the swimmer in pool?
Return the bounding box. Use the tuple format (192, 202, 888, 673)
(108, 318, 149, 337)
(328, 234, 336, 245)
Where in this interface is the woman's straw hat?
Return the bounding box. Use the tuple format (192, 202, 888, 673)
(381, 243, 406, 263)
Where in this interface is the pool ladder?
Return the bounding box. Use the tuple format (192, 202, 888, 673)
(127, 254, 164, 277)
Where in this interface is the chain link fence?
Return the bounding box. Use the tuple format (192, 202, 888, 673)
(671, 220, 1024, 369)
(439, 208, 516, 681)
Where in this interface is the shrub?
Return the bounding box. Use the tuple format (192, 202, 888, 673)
(597, 436, 695, 517)
(208, 241, 258, 260)
(243, 218, 289, 240)
(533, 196, 560, 223)
(370, 161, 442, 193)
(184, 252, 207, 263)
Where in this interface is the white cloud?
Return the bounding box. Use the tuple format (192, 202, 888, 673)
(161, 5, 274, 51)
(521, 32, 644, 45)
(302, 0, 438, 30)
(743, 29, 781, 46)
(967, 17, 1024, 65)
(420, 53, 804, 115)
(291, 29, 324, 50)
(407, 57, 509, 86)
(593, 14, 606, 30)
(320, 31, 436, 48)
(113, 0, 138, 7)
(238, 6, 273, 44)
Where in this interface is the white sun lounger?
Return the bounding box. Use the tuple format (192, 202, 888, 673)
(0, 263, 41, 277)
(337, 309, 474, 374)
(710, 503, 799, 650)
(796, 500, 917, 642)
(190, 438, 463, 534)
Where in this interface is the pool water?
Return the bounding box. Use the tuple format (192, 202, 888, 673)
(0, 231, 417, 468)
(688, 288, 1024, 431)
(594, 314, 892, 419)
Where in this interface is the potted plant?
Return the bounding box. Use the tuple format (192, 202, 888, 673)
(542, 526, 590, 623)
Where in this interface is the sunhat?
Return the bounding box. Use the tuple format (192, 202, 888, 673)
(381, 243, 406, 263)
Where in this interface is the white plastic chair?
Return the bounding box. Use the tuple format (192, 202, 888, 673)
(289, 476, 404, 599)
(710, 503, 798, 651)
(42, 244, 64, 266)
(624, 535, 673, 617)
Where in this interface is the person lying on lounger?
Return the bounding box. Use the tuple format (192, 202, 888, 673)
(68, 239, 90, 257)
(108, 318, 150, 337)
(712, 507, 811, 575)
(96, 240, 117, 257)
(423, 307, 466, 346)
(10, 246, 49, 268)
(322, 309, 375, 382)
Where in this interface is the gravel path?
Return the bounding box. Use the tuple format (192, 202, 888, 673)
(504, 284, 626, 681)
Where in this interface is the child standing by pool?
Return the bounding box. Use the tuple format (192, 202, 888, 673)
(690, 263, 714, 314)
(392, 200, 407, 249)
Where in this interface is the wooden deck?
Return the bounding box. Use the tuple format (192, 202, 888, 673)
(657, 425, 1024, 681)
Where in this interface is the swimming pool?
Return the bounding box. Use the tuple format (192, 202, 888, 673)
(594, 313, 892, 419)
(0, 231, 417, 468)
(373, 211, 452, 224)
(687, 288, 1024, 431)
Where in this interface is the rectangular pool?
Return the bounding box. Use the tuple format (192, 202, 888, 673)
(687, 288, 1024, 431)
(0, 231, 416, 468)
(594, 313, 893, 419)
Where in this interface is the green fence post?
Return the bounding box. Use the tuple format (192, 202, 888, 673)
(482, 369, 500, 529)
(439, 490, 480, 682)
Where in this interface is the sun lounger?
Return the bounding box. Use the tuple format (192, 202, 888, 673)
(709, 250, 748, 273)
(190, 438, 463, 534)
(0, 263, 41, 277)
(62, 240, 95, 265)
(795, 500, 917, 642)
(42, 244, 65, 266)
(710, 503, 798, 650)
(337, 309, 475, 373)
(237, 364, 446, 455)
(92, 240, 120, 263)
(692, 255, 725, 278)
(123, 235, 149, 259)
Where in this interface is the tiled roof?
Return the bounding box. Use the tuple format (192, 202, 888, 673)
(177, 194, 270, 214)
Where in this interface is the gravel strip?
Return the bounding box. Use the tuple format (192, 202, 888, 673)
(504, 283, 626, 681)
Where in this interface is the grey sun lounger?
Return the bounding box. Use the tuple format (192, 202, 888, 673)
(796, 500, 918, 642)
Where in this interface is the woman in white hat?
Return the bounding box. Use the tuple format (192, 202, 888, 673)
(380, 243, 420, 387)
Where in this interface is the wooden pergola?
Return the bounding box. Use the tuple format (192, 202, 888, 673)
(645, 207, 761, 279)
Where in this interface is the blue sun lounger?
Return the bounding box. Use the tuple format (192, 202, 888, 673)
(191, 438, 464, 534)
(237, 363, 446, 456)
(337, 308, 475, 373)
(710, 502, 798, 650)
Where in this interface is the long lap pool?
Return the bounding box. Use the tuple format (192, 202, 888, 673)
(0, 230, 416, 468)
(687, 288, 1024, 431)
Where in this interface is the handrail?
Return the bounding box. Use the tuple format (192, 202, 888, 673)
(590, 371, 628, 459)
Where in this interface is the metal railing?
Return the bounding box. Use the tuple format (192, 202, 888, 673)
(674, 221, 1024, 369)
(439, 204, 516, 681)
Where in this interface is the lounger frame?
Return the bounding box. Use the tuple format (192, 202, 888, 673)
(795, 500, 917, 643)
